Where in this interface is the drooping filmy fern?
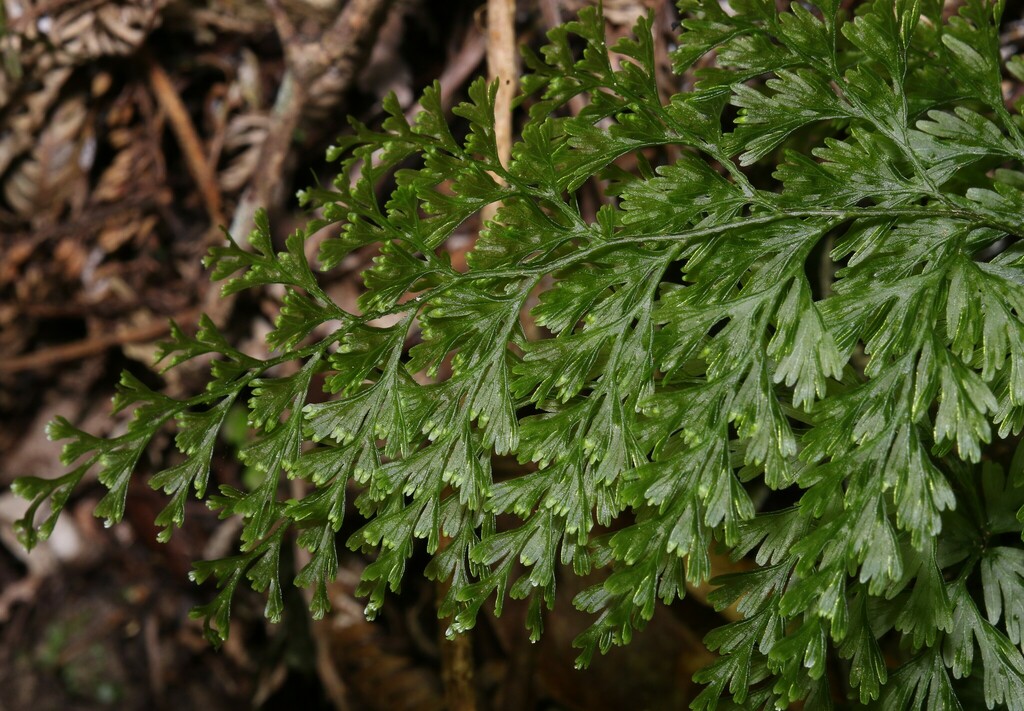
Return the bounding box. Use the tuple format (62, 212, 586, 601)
(15, 0, 1024, 707)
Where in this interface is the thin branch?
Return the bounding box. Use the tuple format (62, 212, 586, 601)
(146, 55, 225, 228)
(0, 309, 198, 374)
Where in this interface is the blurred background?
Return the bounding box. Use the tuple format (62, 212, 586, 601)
(0, 1, 721, 709)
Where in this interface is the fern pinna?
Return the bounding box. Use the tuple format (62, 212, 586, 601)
(15, 1, 1024, 707)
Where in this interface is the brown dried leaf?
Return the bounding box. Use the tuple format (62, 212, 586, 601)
(217, 113, 269, 191)
(98, 213, 157, 253)
(43, 0, 164, 62)
(3, 95, 91, 222)
(93, 132, 156, 203)
(88, 87, 162, 248)
(0, 65, 72, 176)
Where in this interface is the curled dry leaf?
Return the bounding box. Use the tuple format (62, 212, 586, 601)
(3, 94, 91, 222)
(217, 113, 271, 192)
(0, 65, 72, 176)
(37, 0, 164, 62)
(0, 0, 166, 223)
(76, 84, 162, 254)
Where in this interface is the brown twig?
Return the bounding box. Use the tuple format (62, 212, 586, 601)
(487, 0, 517, 170)
(480, 0, 518, 230)
(146, 55, 224, 229)
(440, 625, 477, 711)
(227, 0, 393, 242)
(438, 573, 478, 711)
(0, 309, 197, 374)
